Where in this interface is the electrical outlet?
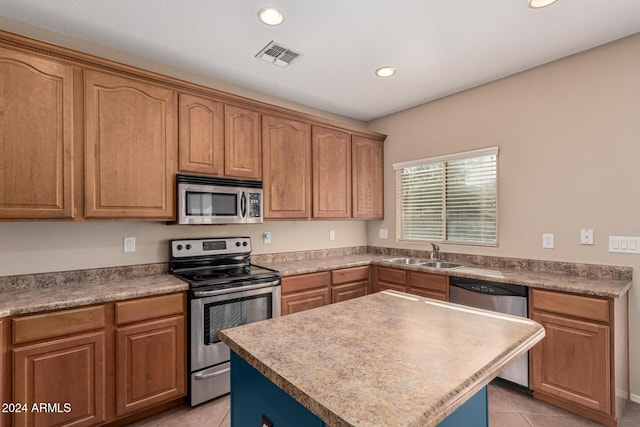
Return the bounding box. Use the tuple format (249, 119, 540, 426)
(379, 228, 388, 239)
(123, 236, 136, 253)
(263, 231, 271, 244)
(329, 230, 335, 241)
(542, 233, 554, 249)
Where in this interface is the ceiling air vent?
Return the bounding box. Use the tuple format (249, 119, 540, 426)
(255, 41, 300, 67)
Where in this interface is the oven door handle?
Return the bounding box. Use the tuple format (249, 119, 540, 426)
(192, 279, 280, 298)
(193, 367, 231, 380)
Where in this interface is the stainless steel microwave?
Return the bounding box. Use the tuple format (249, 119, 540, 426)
(177, 174, 263, 224)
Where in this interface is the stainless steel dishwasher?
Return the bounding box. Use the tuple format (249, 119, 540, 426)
(449, 276, 530, 389)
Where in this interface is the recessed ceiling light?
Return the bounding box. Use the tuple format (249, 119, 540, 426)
(375, 67, 396, 78)
(528, 0, 558, 8)
(258, 7, 284, 26)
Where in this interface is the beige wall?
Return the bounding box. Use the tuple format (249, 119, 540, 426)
(0, 220, 367, 276)
(368, 33, 640, 400)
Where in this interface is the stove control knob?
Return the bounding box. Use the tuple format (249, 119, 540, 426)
(242, 242, 248, 246)
(186, 244, 192, 250)
(235, 242, 241, 247)
(176, 244, 183, 251)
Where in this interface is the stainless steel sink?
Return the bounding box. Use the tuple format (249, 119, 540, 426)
(384, 257, 427, 265)
(419, 260, 463, 269)
(383, 257, 463, 269)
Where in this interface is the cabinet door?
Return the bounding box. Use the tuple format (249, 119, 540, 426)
(84, 70, 177, 219)
(262, 115, 312, 219)
(352, 136, 383, 219)
(115, 316, 186, 417)
(224, 105, 261, 180)
(331, 266, 369, 303)
(281, 272, 331, 315)
(13, 332, 106, 427)
(331, 282, 368, 304)
(281, 288, 331, 315)
(373, 267, 406, 293)
(178, 93, 224, 175)
(312, 126, 351, 218)
(407, 271, 449, 301)
(530, 311, 611, 415)
(0, 47, 74, 219)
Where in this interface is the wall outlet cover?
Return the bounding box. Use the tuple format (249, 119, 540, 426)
(542, 233, 554, 249)
(123, 236, 136, 253)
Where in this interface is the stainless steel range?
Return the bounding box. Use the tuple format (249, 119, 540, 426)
(169, 237, 281, 406)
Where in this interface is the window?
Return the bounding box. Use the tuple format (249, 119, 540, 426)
(394, 147, 498, 245)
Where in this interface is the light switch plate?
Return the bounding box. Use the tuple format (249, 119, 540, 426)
(329, 230, 335, 241)
(542, 233, 554, 249)
(609, 236, 640, 254)
(263, 232, 271, 244)
(379, 229, 388, 239)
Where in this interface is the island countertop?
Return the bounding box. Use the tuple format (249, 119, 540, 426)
(219, 290, 545, 427)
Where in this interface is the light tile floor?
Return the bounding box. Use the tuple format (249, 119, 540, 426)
(127, 381, 640, 426)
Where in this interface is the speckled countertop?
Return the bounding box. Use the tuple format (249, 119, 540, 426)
(0, 264, 188, 318)
(220, 290, 545, 427)
(257, 254, 632, 298)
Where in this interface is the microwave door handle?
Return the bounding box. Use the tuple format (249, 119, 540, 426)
(240, 191, 247, 218)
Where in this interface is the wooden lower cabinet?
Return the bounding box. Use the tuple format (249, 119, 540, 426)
(331, 266, 370, 303)
(372, 266, 407, 293)
(7, 292, 186, 427)
(407, 271, 448, 301)
(115, 317, 185, 417)
(530, 288, 627, 427)
(281, 272, 331, 315)
(1, 319, 10, 427)
(13, 332, 106, 427)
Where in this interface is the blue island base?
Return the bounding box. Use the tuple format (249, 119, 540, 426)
(230, 351, 488, 427)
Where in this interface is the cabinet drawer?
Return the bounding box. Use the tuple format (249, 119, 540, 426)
(115, 293, 185, 325)
(13, 306, 105, 345)
(376, 267, 406, 285)
(332, 266, 369, 285)
(531, 289, 610, 323)
(282, 272, 331, 294)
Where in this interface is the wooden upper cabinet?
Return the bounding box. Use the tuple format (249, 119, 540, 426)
(84, 70, 177, 219)
(178, 93, 224, 175)
(262, 115, 312, 219)
(0, 47, 75, 219)
(224, 105, 261, 180)
(352, 135, 384, 219)
(312, 126, 352, 219)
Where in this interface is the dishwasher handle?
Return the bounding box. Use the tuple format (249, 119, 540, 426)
(449, 278, 527, 297)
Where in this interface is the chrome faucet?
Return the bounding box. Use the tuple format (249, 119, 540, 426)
(430, 243, 440, 260)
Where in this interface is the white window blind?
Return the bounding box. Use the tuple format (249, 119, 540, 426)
(394, 147, 498, 245)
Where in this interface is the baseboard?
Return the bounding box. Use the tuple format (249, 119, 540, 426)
(631, 393, 640, 404)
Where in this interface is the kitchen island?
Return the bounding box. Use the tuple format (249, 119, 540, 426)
(219, 290, 545, 427)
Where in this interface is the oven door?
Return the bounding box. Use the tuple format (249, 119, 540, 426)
(190, 280, 281, 372)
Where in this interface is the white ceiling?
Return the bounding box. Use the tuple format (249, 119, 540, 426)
(2, 0, 640, 121)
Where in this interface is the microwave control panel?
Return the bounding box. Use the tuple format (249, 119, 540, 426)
(248, 192, 262, 217)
